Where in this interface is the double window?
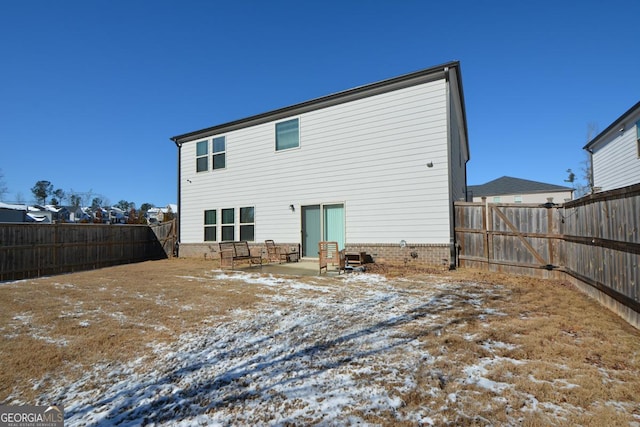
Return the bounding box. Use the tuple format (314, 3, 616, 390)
(204, 206, 255, 242)
(196, 136, 226, 172)
(275, 118, 299, 151)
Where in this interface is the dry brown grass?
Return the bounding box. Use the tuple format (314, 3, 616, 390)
(1, 260, 640, 425)
(379, 267, 640, 425)
(0, 259, 267, 403)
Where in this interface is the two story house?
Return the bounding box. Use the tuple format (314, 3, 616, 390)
(170, 61, 469, 267)
(584, 101, 640, 192)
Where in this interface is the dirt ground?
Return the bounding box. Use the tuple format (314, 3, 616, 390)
(1, 258, 639, 426)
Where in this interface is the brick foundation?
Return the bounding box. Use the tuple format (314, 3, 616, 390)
(178, 242, 450, 267)
(345, 243, 450, 267)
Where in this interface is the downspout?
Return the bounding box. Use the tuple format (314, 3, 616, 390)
(586, 147, 594, 194)
(171, 137, 182, 255)
(444, 66, 457, 270)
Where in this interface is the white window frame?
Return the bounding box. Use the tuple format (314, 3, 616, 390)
(239, 206, 255, 241)
(204, 209, 217, 241)
(221, 208, 235, 241)
(196, 140, 209, 172)
(275, 118, 300, 151)
(212, 136, 226, 170)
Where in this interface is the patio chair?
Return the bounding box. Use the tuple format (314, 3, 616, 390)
(318, 241, 345, 274)
(265, 240, 299, 263)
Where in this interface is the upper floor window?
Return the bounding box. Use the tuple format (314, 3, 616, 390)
(514, 195, 522, 204)
(213, 136, 226, 170)
(276, 118, 299, 151)
(196, 141, 208, 172)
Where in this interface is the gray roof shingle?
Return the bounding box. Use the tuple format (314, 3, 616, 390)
(468, 176, 573, 197)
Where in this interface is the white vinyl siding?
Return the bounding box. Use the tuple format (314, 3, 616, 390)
(179, 79, 452, 244)
(591, 114, 640, 192)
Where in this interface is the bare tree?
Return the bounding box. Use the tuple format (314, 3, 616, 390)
(569, 123, 597, 198)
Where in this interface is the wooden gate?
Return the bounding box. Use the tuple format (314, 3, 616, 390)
(455, 201, 563, 279)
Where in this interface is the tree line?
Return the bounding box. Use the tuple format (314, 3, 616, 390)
(28, 180, 157, 211)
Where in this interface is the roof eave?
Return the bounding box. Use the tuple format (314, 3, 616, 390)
(170, 61, 460, 144)
(583, 100, 640, 151)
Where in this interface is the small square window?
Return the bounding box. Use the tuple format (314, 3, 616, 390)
(276, 118, 299, 151)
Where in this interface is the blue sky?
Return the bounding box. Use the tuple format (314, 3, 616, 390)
(1, 0, 638, 207)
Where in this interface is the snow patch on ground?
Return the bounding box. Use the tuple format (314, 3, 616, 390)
(17, 270, 615, 425)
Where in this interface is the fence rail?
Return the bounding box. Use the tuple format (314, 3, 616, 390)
(0, 220, 177, 281)
(455, 183, 640, 328)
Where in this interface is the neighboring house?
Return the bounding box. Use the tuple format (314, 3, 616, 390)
(0, 202, 27, 222)
(109, 207, 127, 224)
(468, 176, 573, 204)
(95, 208, 110, 223)
(44, 205, 71, 223)
(26, 206, 52, 223)
(146, 204, 177, 224)
(584, 101, 640, 192)
(170, 61, 469, 267)
(72, 207, 93, 223)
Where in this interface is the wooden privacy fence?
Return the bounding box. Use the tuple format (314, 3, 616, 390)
(455, 183, 640, 327)
(0, 220, 177, 281)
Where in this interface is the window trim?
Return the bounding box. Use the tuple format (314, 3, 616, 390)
(275, 118, 300, 152)
(196, 140, 209, 172)
(202, 206, 256, 242)
(212, 136, 226, 170)
(239, 206, 255, 242)
(221, 208, 235, 241)
(204, 209, 217, 241)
